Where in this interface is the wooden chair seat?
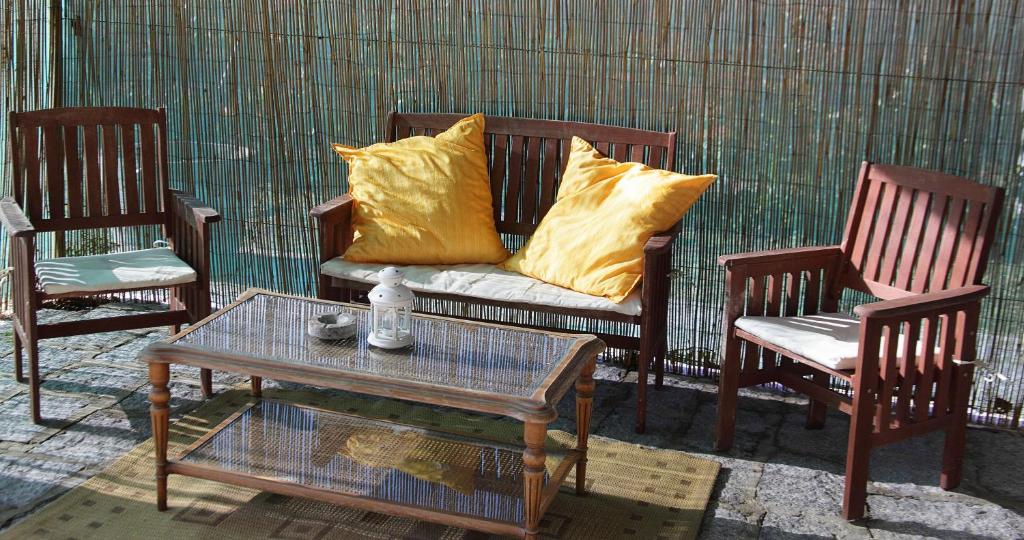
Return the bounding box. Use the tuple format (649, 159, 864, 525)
(36, 247, 197, 297)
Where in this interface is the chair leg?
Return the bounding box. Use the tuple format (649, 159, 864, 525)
(806, 371, 829, 429)
(843, 400, 875, 520)
(941, 365, 972, 490)
(169, 324, 181, 335)
(654, 337, 667, 389)
(714, 335, 741, 451)
(636, 329, 655, 434)
(940, 415, 967, 490)
(200, 368, 213, 398)
(13, 330, 25, 383)
(28, 337, 42, 424)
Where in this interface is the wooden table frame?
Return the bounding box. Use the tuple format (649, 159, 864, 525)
(143, 289, 604, 539)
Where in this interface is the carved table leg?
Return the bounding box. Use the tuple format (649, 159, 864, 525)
(522, 421, 547, 540)
(251, 376, 262, 397)
(576, 357, 596, 496)
(149, 362, 171, 511)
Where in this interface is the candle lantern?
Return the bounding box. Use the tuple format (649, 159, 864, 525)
(367, 267, 414, 349)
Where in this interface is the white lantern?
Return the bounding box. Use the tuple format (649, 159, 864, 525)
(367, 267, 414, 349)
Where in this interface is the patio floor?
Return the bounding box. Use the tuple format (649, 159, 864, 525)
(0, 302, 1021, 539)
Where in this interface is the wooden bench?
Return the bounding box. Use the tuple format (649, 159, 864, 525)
(311, 113, 679, 433)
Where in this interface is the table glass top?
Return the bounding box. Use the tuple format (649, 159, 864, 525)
(174, 293, 580, 398)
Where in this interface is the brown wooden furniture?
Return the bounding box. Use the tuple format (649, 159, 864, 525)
(142, 289, 603, 540)
(714, 162, 1004, 519)
(312, 112, 677, 433)
(2, 107, 220, 423)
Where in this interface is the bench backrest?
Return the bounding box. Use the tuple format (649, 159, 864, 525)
(8, 107, 172, 232)
(386, 113, 677, 239)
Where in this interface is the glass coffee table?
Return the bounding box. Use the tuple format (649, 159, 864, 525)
(141, 289, 604, 539)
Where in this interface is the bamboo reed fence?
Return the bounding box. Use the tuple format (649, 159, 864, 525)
(2, 0, 1023, 428)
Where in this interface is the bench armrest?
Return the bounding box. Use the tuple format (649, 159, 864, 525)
(170, 190, 221, 227)
(0, 198, 35, 238)
(644, 222, 680, 255)
(310, 195, 354, 264)
(310, 194, 354, 222)
(854, 285, 989, 321)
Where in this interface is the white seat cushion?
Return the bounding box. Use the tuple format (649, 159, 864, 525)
(36, 247, 198, 296)
(735, 313, 862, 370)
(736, 313, 937, 371)
(321, 257, 643, 317)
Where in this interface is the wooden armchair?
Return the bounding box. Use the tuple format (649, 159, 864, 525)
(2, 107, 220, 423)
(714, 162, 1004, 519)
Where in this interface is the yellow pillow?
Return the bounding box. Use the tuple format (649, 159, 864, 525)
(501, 137, 715, 302)
(331, 114, 509, 265)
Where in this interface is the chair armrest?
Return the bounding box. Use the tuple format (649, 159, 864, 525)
(854, 285, 990, 321)
(170, 190, 221, 227)
(720, 246, 844, 323)
(310, 194, 353, 222)
(851, 285, 989, 385)
(718, 245, 842, 269)
(0, 197, 35, 237)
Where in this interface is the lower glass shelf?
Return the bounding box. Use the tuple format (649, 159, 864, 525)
(174, 399, 579, 525)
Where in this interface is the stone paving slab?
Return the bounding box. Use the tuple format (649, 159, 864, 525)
(0, 302, 1022, 539)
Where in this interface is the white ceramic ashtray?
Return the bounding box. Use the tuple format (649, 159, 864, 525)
(307, 312, 357, 341)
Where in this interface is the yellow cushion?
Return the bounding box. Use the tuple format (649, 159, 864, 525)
(331, 114, 509, 265)
(501, 137, 715, 302)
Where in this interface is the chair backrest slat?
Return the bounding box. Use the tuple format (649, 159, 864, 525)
(504, 135, 526, 228)
(538, 138, 558, 216)
(930, 197, 967, 289)
(23, 125, 43, 220)
(42, 124, 65, 220)
(892, 193, 930, 290)
(82, 124, 104, 218)
(876, 186, 914, 285)
(157, 110, 171, 214)
(139, 121, 160, 214)
(102, 124, 122, 216)
(386, 113, 677, 237)
(965, 191, 1003, 284)
(612, 142, 628, 162)
(120, 123, 141, 214)
(487, 134, 507, 224)
(846, 176, 883, 273)
(63, 126, 84, 218)
(9, 107, 170, 231)
(840, 162, 1004, 298)
(521, 137, 541, 226)
(629, 144, 645, 163)
(861, 181, 900, 280)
